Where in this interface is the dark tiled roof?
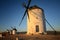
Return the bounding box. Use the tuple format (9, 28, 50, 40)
(13, 28, 17, 31)
(29, 5, 44, 11)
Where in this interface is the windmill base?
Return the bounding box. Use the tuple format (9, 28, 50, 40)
(27, 32, 47, 35)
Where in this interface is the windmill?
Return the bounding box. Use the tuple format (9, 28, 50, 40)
(11, 26, 17, 31)
(6, 29, 9, 32)
(19, 0, 56, 35)
(11, 26, 17, 35)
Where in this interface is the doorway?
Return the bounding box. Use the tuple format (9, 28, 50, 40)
(36, 25, 39, 32)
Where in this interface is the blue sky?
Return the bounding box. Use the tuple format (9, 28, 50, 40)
(0, 0, 60, 32)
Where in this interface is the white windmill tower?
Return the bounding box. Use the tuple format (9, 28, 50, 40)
(11, 27, 17, 35)
(27, 6, 46, 34)
(19, 0, 56, 35)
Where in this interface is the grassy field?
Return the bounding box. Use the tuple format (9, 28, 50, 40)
(0, 34, 60, 40)
(0, 31, 60, 40)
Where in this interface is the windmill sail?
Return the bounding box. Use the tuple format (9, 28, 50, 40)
(45, 19, 56, 31)
(19, 0, 31, 26)
(19, 10, 27, 26)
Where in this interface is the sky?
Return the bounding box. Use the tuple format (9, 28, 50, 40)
(0, 0, 60, 32)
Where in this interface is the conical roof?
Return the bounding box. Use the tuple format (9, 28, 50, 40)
(28, 5, 44, 11)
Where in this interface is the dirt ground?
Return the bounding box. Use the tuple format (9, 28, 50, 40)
(0, 34, 60, 40)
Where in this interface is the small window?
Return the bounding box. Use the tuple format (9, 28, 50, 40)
(36, 25, 39, 32)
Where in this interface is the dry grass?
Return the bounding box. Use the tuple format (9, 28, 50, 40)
(0, 34, 60, 40)
(0, 31, 60, 40)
